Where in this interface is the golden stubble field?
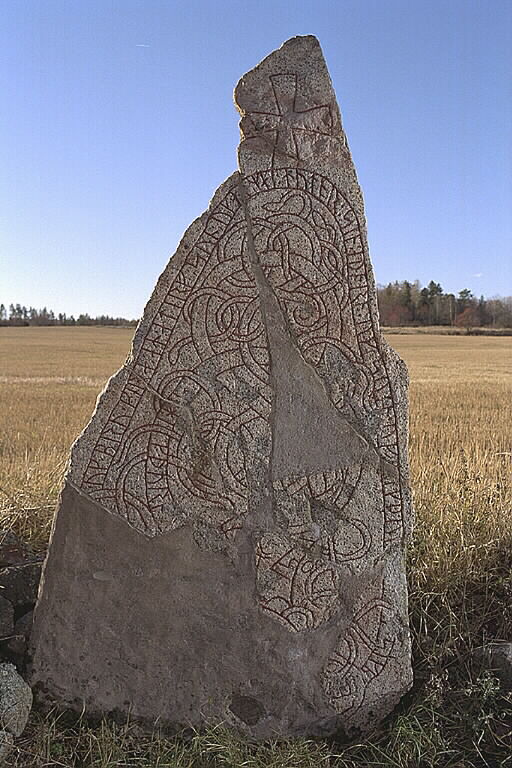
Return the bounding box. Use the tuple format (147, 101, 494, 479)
(1, 326, 510, 553)
(0, 326, 511, 765)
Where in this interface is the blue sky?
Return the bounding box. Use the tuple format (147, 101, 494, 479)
(2, 0, 511, 318)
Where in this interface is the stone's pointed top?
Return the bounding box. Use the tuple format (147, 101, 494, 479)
(236, 35, 322, 89)
(235, 34, 332, 115)
(235, 35, 347, 176)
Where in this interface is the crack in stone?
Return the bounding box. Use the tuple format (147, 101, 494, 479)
(238, 176, 393, 487)
(237, 176, 275, 532)
(66, 477, 120, 521)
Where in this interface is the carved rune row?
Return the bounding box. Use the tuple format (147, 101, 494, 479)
(78, 167, 405, 714)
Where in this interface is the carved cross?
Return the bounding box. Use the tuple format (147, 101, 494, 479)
(243, 73, 335, 165)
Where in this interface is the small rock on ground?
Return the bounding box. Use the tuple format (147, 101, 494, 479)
(7, 611, 33, 657)
(0, 562, 42, 607)
(0, 663, 32, 737)
(480, 642, 512, 692)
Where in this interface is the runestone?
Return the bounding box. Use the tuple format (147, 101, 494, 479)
(30, 36, 413, 738)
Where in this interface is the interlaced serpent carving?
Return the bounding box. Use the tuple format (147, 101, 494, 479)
(77, 167, 405, 715)
(323, 597, 399, 717)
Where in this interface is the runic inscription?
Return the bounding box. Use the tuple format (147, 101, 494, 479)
(32, 35, 413, 739)
(78, 169, 404, 551)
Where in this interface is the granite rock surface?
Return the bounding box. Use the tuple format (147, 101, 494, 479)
(30, 35, 413, 738)
(0, 663, 32, 737)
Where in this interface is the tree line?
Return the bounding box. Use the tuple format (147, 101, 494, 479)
(377, 281, 512, 328)
(0, 304, 138, 327)
(2, 282, 512, 329)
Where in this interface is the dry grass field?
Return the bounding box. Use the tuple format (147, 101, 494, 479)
(0, 326, 511, 767)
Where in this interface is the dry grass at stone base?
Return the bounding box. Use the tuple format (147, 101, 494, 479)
(0, 326, 511, 767)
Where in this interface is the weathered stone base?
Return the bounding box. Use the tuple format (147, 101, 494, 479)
(30, 482, 410, 739)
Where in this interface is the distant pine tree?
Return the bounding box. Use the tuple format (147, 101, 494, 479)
(0, 305, 138, 327)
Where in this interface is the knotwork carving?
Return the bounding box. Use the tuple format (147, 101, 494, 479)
(76, 167, 405, 708)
